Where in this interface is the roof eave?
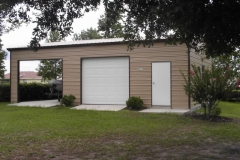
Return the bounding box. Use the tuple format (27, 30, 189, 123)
(7, 39, 167, 51)
(7, 41, 125, 51)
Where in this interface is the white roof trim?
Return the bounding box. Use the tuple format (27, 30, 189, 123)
(7, 38, 124, 50)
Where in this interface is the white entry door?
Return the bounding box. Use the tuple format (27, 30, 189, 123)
(152, 62, 171, 106)
(82, 57, 129, 104)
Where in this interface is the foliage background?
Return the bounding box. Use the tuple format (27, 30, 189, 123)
(0, 83, 57, 102)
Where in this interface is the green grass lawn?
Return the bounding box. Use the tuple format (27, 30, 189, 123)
(0, 102, 240, 159)
(196, 101, 240, 119)
(218, 101, 240, 118)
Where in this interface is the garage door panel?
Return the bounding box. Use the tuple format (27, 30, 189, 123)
(106, 96, 116, 102)
(96, 59, 105, 64)
(107, 60, 115, 65)
(97, 69, 105, 75)
(106, 78, 115, 83)
(85, 78, 95, 84)
(87, 59, 95, 65)
(107, 69, 115, 75)
(84, 95, 95, 104)
(85, 86, 95, 92)
(118, 77, 127, 84)
(96, 86, 105, 91)
(117, 58, 127, 64)
(96, 96, 106, 102)
(106, 86, 115, 92)
(82, 57, 129, 104)
(86, 68, 95, 75)
(117, 96, 127, 102)
(117, 86, 127, 92)
(96, 78, 105, 84)
(118, 68, 127, 74)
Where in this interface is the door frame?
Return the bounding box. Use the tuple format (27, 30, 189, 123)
(151, 61, 172, 108)
(16, 58, 63, 102)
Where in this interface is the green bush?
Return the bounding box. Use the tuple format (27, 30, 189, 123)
(0, 84, 10, 102)
(211, 106, 222, 116)
(61, 94, 76, 107)
(228, 90, 240, 101)
(19, 83, 51, 101)
(181, 63, 237, 118)
(0, 82, 56, 102)
(126, 96, 144, 110)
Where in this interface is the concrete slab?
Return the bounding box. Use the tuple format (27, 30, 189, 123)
(140, 108, 190, 114)
(72, 105, 126, 111)
(8, 100, 60, 108)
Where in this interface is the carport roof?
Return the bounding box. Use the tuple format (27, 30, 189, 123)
(7, 38, 125, 51)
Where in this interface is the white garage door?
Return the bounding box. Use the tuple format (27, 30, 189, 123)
(82, 57, 129, 104)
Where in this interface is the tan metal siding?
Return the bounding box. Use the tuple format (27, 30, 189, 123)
(189, 50, 212, 107)
(190, 50, 212, 68)
(10, 42, 189, 109)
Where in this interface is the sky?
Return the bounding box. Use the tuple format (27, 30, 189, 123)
(2, 5, 104, 74)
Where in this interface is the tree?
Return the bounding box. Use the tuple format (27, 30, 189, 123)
(0, 0, 100, 50)
(1, 1, 240, 57)
(72, 27, 102, 41)
(98, 14, 124, 38)
(236, 79, 240, 89)
(0, 39, 7, 79)
(182, 63, 237, 118)
(0, 7, 7, 79)
(36, 31, 62, 80)
(213, 52, 240, 79)
(72, 13, 124, 41)
(45, 30, 65, 43)
(36, 59, 62, 81)
(0, 51, 6, 80)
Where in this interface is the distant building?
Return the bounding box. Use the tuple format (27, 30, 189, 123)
(0, 71, 43, 84)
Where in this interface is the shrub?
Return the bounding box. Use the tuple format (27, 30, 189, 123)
(126, 96, 144, 110)
(19, 83, 50, 101)
(0, 84, 10, 102)
(229, 90, 240, 101)
(0, 82, 60, 102)
(181, 64, 237, 118)
(61, 94, 76, 107)
(211, 106, 222, 116)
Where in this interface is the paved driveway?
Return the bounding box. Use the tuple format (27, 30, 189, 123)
(8, 100, 60, 107)
(8, 101, 189, 114)
(72, 105, 126, 111)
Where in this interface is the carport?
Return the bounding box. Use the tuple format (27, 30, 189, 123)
(7, 38, 202, 109)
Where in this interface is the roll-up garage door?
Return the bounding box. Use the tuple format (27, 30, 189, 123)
(82, 57, 129, 104)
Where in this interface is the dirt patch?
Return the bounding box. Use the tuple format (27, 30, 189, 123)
(46, 140, 240, 160)
(3, 136, 240, 160)
(197, 142, 240, 159)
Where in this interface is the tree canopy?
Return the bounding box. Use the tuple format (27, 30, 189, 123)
(45, 31, 65, 43)
(36, 59, 62, 81)
(0, 7, 7, 79)
(72, 27, 102, 41)
(98, 13, 124, 38)
(72, 13, 124, 41)
(213, 52, 240, 79)
(1, 0, 240, 57)
(0, 39, 7, 79)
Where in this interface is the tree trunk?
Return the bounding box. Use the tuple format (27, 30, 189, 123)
(207, 106, 211, 118)
(202, 104, 207, 117)
(207, 101, 212, 118)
